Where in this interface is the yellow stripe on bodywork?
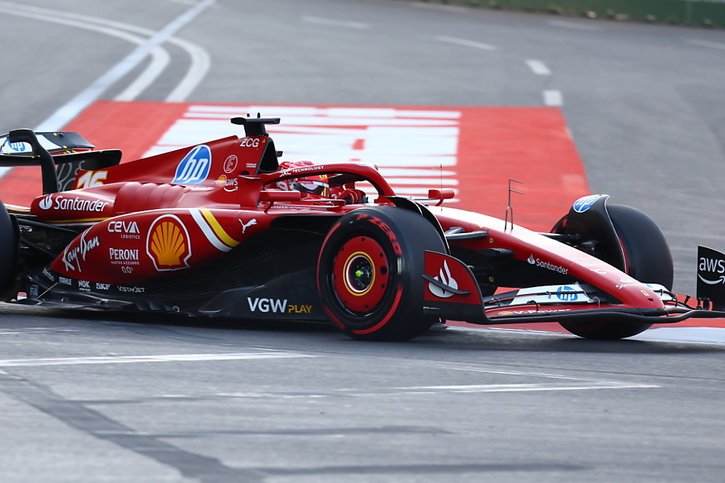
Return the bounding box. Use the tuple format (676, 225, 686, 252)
(200, 209, 239, 248)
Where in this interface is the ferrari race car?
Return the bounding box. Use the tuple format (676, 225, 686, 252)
(0, 117, 724, 341)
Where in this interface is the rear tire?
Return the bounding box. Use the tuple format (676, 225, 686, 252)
(317, 207, 446, 341)
(560, 204, 673, 340)
(0, 201, 19, 296)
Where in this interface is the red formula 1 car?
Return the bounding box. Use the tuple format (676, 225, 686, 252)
(0, 117, 724, 341)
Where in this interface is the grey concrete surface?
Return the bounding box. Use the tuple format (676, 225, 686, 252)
(1, 1, 725, 481)
(0, 306, 724, 482)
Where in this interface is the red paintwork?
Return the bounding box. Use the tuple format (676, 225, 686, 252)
(24, 126, 662, 318)
(424, 251, 481, 306)
(426, 206, 663, 310)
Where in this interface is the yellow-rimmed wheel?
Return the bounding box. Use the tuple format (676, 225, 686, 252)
(317, 207, 446, 341)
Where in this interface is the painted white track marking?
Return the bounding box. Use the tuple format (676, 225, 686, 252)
(213, 380, 658, 399)
(0, 0, 214, 179)
(543, 89, 563, 106)
(0, 351, 315, 367)
(526, 59, 551, 76)
(0, 4, 170, 112)
(0, 0, 215, 133)
(435, 35, 497, 51)
(302, 16, 369, 30)
(1, 2, 211, 102)
(685, 38, 725, 51)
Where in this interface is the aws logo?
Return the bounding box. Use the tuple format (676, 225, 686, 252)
(146, 215, 192, 271)
(172, 145, 212, 185)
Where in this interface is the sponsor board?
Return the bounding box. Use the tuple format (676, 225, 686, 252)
(527, 254, 568, 275)
(172, 145, 212, 185)
(428, 260, 458, 299)
(572, 194, 601, 214)
(146, 215, 192, 271)
(39, 194, 109, 213)
(61, 231, 100, 273)
(107, 220, 141, 239)
(223, 154, 238, 174)
(247, 297, 313, 314)
(109, 248, 140, 266)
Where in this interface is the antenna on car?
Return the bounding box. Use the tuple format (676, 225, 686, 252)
(504, 179, 523, 232)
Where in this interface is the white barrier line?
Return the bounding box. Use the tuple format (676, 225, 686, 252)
(526, 59, 551, 76)
(0, 352, 316, 367)
(302, 16, 369, 30)
(543, 89, 563, 106)
(436, 35, 497, 51)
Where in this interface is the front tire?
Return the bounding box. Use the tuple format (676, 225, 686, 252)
(317, 207, 446, 341)
(560, 204, 673, 340)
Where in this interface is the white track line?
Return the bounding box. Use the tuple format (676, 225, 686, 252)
(0, 5, 170, 107)
(214, 381, 659, 399)
(0, 351, 315, 367)
(1, 2, 210, 102)
(302, 16, 369, 29)
(164, 37, 210, 102)
(525, 59, 551, 76)
(0, 0, 214, 179)
(436, 35, 497, 51)
(543, 89, 563, 106)
(685, 38, 725, 51)
(1, 2, 211, 102)
(11, 0, 214, 132)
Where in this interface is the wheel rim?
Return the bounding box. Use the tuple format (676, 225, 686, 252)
(332, 236, 389, 314)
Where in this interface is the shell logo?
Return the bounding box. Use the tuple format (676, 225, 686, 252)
(146, 215, 192, 271)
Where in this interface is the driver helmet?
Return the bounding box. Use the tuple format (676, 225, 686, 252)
(277, 160, 330, 198)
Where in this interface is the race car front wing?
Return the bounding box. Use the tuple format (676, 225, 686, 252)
(422, 251, 725, 326)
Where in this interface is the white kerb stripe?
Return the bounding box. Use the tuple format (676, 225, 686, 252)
(543, 90, 563, 106)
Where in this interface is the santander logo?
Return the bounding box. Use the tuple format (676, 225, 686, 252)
(428, 260, 458, 299)
(39, 195, 53, 210)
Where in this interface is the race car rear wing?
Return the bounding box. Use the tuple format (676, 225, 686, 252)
(0, 129, 121, 193)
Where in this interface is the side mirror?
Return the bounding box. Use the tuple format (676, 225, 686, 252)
(259, 190, 303, 202)
(428, 189, 455, 206)
(260, 189, 303, 212)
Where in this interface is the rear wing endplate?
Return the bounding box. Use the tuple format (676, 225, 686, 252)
(0, 129, 120, 194)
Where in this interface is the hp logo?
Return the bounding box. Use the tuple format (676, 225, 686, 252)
(172, 145, 212, 185)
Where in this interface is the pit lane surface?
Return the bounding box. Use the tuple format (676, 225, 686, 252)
(1, 0, 725, 481)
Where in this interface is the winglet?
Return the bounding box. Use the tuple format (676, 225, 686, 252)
(697, 246, 725, 310)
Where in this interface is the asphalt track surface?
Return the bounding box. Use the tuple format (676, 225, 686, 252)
(1, 1, 725, 481)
